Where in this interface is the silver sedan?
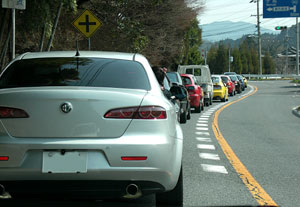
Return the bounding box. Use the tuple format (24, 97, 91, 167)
(0, 51, 183, 205)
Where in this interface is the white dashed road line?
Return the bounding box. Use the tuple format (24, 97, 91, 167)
(196, 103, 228, 174)
(196, 132, 210, 136)
(201, 164, 228, 174)
(196, 137, 212, 142)
(196, 123, 208, 127)
(197, 144, 216, 150)
(196, 127, 209, 131)
(199, 153, 220, 160)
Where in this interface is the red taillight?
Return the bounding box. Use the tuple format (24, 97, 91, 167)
(0, 156, 9, 161)
(0, 107, 29, 118)
(104, 106, 167, 119)
(121, 156, 147, 161)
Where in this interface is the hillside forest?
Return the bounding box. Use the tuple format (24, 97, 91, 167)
(0, 0, 203, 71)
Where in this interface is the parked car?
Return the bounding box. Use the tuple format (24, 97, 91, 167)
(181, 74, 204, 113)
(229, 75, 242, 94)
(178, 65, 213, 106)
(0, 51, 183, 205)
(236, 75, 245, 91)
(211, 75, 228, 102)
(221, 75, 235, 96)
(242, 75, 248, 88)
(166, 72, 191, 123)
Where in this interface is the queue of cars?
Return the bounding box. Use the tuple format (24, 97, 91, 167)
(165, 69, 249, 124)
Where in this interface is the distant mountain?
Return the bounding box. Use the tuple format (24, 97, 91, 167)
(200, 21, 279, 42)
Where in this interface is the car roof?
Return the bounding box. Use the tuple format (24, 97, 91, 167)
(18, 51, 138, 61)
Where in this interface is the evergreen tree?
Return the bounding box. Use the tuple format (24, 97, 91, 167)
(263, 52, 275, 74)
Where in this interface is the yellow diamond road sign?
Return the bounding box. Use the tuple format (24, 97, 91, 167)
(72, 9, 102, 38)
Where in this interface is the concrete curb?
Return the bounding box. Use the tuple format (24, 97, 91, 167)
(292, 106, 300, 118)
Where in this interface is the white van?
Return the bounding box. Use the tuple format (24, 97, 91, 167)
(178, 65, 213, 106)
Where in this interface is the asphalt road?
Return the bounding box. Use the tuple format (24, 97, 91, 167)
(1, 80, 299, 207)
(182, 80, 300, 207)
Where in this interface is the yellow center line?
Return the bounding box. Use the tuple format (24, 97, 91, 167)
(212, 86, 278, 206)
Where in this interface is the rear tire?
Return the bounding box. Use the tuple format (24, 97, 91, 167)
(180, 110, 187, 124)
(187, 107, 191, 120)
(156, 168, 183, 206)
(195, 103, 201, 113)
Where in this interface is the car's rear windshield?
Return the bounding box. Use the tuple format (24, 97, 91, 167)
(221, 76, 228, 83)
(181, 76, 192, 85)
(166, 72, 178, 83)
(211, 76, 219, 83)
(229, 75, 237, 81)
(0, 57, 150, 90)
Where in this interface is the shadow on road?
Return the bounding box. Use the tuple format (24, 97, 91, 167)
(0, 195, 182, 207)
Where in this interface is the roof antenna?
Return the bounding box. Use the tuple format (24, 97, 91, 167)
(75, 40, 80, 56)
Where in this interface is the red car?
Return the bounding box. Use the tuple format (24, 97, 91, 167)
(180, 74, 204, 113)
(221, 75, 236, 96)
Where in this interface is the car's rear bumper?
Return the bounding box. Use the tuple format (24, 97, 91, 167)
(0, 132, 182, 195)
(213, 90, 225, 99)
(189, 94, 200, 107)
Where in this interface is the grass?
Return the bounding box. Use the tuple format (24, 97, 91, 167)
(291, 79, 300, 83)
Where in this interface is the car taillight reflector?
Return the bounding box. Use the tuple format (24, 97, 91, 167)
(0, 156, 9, 161)
(104, 106, 167, 119)
(0, 107, 29, 118)
(121, 156, 147, 161)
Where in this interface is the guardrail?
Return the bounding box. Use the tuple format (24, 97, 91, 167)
(242, 74, 300, 80)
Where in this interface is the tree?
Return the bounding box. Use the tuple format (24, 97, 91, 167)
(231, 48, 242, 73)
(213, 43, 228, 74)
(207, 46, 217, 72)
(263, 52, 275, 74)
(181, 18, 203, 65)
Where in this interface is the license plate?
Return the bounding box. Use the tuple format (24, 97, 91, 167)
(42, 151, 87, 173)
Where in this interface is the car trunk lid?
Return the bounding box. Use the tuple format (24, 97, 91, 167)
(0, 87, 147, 138)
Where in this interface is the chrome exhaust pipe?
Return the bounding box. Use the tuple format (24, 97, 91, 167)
(0, 184, 12, 199)
(123, 183, 142, 199)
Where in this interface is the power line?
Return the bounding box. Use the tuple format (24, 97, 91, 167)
(202, 25, 255, 37)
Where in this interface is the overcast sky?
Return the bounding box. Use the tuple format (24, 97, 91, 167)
(197, 0, 298, 30)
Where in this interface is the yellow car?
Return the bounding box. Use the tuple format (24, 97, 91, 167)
(242, 76, 248, 88)
(211, 75, 228, 102)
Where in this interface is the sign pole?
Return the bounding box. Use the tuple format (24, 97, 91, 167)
(297, 17, 299, 76)
(88, 38, 91, 51)
(11, 8, 15, 59)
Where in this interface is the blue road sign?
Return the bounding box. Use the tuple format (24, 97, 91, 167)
(263, 0, 300, 18)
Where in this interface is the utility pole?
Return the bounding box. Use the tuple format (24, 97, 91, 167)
(257, 0, 262, 75)
(285, 28, 289, 74)
(250, 0, 262, 75)
(228, 48, 231, 72)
